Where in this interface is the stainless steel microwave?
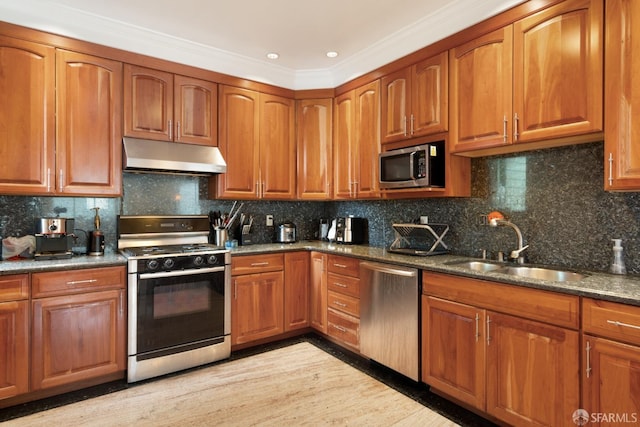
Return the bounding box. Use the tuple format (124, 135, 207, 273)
(379, 142, 445, 189)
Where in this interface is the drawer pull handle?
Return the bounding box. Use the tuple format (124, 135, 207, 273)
(333, 263, 348, 268)
(585, 341, 592, 378)
(334, 282, 348, 288)
(67, 279, 98, 286)
(333, 301, 347, 307)
(607, 320, 640, 331)
(475, 313, 480, 343)
(250, 262, 270, 267)
(486, 316, 492, 345)
(331, 324, 347, 333)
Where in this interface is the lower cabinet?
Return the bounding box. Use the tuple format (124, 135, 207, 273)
(30, 267, 126, 391)
(326, 255, 360, 349)
(0, 275, 29, 400)
(422, 271, 580, 427)
(284, 252, 310, 331)
(309, 251, 328, 333)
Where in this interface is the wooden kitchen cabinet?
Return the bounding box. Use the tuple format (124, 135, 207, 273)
(296, 98, 333, 200)
(231, 254, 285, 345)
(604, 0, 640, 190)
(309, 251, 328, 333)
(333, 80, 380, 199)
(380, 51, 448, 144)
(0, 275, 29, 400)
(31, 267, 126, 391)
(214, 86, 295, 200)
(124, 64, 217, 146)
(582, 298, 640, 424)
(284, 252, 310, 331)
(326, 255, 361, 349)
(450, 0, 603, 155)
(422, 271, 579, 427)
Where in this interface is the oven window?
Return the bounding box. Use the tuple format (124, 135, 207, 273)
(153, 282, 211, 318)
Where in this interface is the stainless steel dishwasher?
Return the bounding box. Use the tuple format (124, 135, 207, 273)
(359, 261, 419, 381)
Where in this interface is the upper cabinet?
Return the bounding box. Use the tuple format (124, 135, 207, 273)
(605, 0, 640, 191)
(333, 80, 381, 200)
(450, 0, 603, 154)
(124, 64, 217, 146)
(213, 85, 295, 200)
(297, 98, 333, 200)
(381, 51, 448, 144)
(0, 37, 122, 197)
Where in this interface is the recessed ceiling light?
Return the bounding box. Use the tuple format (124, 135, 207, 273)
(326, 51, 339, 58)
(266, 52, 279, 60)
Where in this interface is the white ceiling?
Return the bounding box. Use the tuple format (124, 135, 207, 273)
(0, 0, 524, 89)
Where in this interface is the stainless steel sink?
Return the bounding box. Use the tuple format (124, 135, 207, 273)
(446, 260, 505, 272)
(499, 266, 587, 282)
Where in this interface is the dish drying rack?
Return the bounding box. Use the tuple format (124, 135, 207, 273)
(389, 223, 450, 256)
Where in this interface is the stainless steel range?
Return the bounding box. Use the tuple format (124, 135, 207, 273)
(118, 215, 231, 383)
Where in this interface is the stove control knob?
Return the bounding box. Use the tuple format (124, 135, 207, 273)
(193, 256, 205, 267)
(162, 258, 175, 270)
(146, 259, 160, 271)
(206, 255, 219, 265)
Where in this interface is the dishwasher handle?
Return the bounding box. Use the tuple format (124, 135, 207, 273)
(360, 261, 417, 278)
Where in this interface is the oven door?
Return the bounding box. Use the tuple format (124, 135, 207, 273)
(129, 265, 229, 360)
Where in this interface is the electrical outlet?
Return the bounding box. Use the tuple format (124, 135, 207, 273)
(266, 214, 274, 227)
(478, 214, 488, 226)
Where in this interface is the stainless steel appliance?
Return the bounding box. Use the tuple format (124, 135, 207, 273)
(118, 215, 231, 383)
(34, 217, 75, 260)
(379, 141, 445, 189)
(360, 261, 419, 381)
(335, 217, 367, 244)
(275, 221, 297, 243)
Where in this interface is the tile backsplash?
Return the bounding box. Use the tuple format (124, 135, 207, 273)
(2, 141, 639, 274)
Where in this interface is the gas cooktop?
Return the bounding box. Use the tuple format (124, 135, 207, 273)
(120, 243, 225, 258)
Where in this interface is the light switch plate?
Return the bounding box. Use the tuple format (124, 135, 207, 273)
(266, 214, 274, 227)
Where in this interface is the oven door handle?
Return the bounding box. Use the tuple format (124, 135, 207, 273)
(139, 266, 226, 279)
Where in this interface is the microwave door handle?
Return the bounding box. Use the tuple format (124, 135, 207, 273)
(409, 151, 417, 180)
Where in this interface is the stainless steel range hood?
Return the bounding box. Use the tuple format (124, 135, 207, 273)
(123, 137, 227, 175)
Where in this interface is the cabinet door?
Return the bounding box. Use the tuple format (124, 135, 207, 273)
(333, 91, 356, 199)
(583, 335, 640, 425)
(412, 51, 448, 137)
(486, 311, 579, 427)
(31, 289, 126, 390)
(0, 36, 54, 195)
(231, 271, 284, 345)
(605, 0, 640, 190)
(284, 252, 309, 331)
(380, 67, 411, 144)
(422, 296, 485, 410)
(174, 75, 217, 146)
(56, 50, 122, 196)
(123, 64, 173, 141)
(354, 80, 380, 199)
(450, 26, 513, 152)
(0, 300, 29, 400)
(215, 85, 260, 199)
(309, 252, 328, 333)
(513, 0, 603, 143)
(297, 99, 333, 199)
(259, 93, 296, 199)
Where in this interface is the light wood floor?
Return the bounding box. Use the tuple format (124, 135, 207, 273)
(4, 342, 459, 426)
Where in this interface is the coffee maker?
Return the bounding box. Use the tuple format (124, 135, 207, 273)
(35, 217, 75, 260)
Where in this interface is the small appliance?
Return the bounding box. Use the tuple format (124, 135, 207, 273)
(275, 221, 297, 243)
(88, 207, 105, 256)
(379, 141, 445, 189)
(34, 217, 75, 260)
(335, 217, 367, 244)
(318, 218, 330, 241)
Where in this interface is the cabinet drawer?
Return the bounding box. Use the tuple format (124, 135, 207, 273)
(327, 308, 359, 348)
(327, 255, 360, 277)
(583, 298, 640, 346)
(0, 274, 29, 302)
(32, 267, 125, 298)
(232, 253, 284, 275)
(328, 272, 360, 298)
(328, 290, 359, 317)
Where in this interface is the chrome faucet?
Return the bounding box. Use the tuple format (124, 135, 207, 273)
(489, 218, 529, 264)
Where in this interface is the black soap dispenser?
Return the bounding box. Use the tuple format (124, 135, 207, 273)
(88, 207, 105, 256)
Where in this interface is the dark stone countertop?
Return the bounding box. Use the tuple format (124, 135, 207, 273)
(0, 252, 127, 275)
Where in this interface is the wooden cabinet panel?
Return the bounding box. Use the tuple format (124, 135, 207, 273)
(605, 0, 640, 190)
(412, 52, 448, 137)
(327, 272, 359, 298)
(231, 271, 284, 345)
(32, 266, 126, 298)
(381, 67, 410, 143)
(485, 311, 579, 426)
(354, 80, 380, 199)
(0, 300, 29, 400)
(0, 36, 55, 195)
(284, 252, 309, 331)
(297, 99, 333, 199)
(124, 64, 173, 141)
(583, 298, 640, 346)
(0, 274, 29, 302)
(231, 253, 284, 275)
(327, 308, 359, 348)
(31, 289, 126, 390)
(328, 290, 360, 318)
(422, 296, 485, 410)
(56, 50, 122, 196)
(174, 74, 217, 146)
(310, 252, 328, 333)
(327, 255, 360, 277)
(513, 0, 603, 143)
(333, 91, 356, 199)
